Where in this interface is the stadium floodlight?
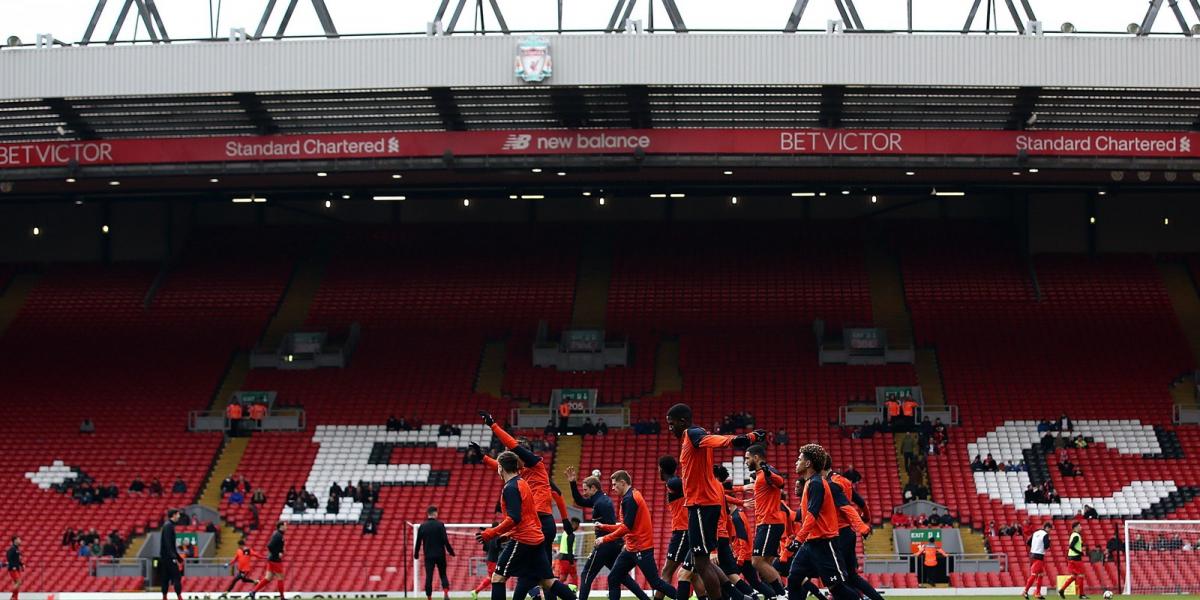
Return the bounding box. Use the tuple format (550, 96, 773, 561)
(1061, 22, 1076, 33)
(1028, 168, 1039, 173)
(905, 171, 915, 176)
(556, 172, 566, 176)
(669, 193, 686, 198)
(108, 180, 120, 186)
(31, 227, 40, 236)
(324, 200, 332, 208)
(65, 178, 76, 183)
(231, 197, 256, 203)
(1089, 216, 1096, 224)
(723, 170, 733, 175)
(520, 195, 544, 200)
(582, 192, 592, 196)
(341, 194, 350, 199)
(932, 189, 965, 197)
(598, 197, 606, 206)
(101, 225, 110, 234)
(209, 178, 219, 183)
(1164, 217, 1170, 225)
(391, 173, 403, 179)
(530, 168, 542, 173)
(508, 194, 518, 199)
(316, 172, 328, 177)
(870, 195, 878, 203)
(1012, 171, 1022, 176)
(649, 193, 667, 198)
(372, 195, 406, 201)
(840, 190, 850, 195)
(463, 199, 470, 207)
(791, 192, 816, 197)
(730, 196, 739, 205)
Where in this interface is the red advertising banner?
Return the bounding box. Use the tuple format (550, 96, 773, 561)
(0, 129, 1195, 170)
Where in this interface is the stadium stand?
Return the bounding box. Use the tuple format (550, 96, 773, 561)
(903, 225, 1197, 590)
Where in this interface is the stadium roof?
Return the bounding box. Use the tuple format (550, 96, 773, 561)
(0, 34, 1199, 143)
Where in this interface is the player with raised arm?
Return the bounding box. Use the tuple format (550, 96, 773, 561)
(665, 403, 764, 600)
(564, 465, 649, 600)
(787, 444, 859, 600)
(1058, 522, 1088, 599)
(477, 451, 578, 600)
(476, 412, 574, 563)
(1023, 522, 1053, 600)
(821, 458, 882, 600)
(743, 444, 788, 600)
(597, 470, 679, 600)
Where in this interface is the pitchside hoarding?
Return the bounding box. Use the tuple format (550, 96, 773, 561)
(0, 129, 1195, 169)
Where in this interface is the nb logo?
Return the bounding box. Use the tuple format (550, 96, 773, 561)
(502, 134, 532, 150)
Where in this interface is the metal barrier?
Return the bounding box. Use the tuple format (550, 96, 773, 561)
(863, 552, 1007, 573)
(511, 406, 628, 429)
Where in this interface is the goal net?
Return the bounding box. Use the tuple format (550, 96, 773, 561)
(1124, 520, 1200, 595)
(411, 522, 618, 596)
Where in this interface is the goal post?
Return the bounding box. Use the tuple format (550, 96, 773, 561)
(410, 522, 602, 597)
(1123, 520, 1200, 595)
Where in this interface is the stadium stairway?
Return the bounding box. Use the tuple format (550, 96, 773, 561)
(570, 239, 612, 330)
(259, 249, 330, 350)
(915, 348, 947, 408)
(958, 526, 988, 555)
(476, 340, 507, 398)
(553, 434, 583, 507)
(864, 522, 896, 556)
(1160, 262, 1200, 407)
(654, 337, 683, 395)
(865, 241, 914, 349)
(208, 350, 250, 413)
(0, 272, 39, 337)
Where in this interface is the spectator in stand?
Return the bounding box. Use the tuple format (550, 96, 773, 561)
(844, 465, 862, 485)
(1059, 413, 1074, 432)
(901, 432, 919, 470)
(330, 482, 343, 499)
(463, 444, 483, 465)
(1074, 435, 1088, 449)
(78, 543, 92, 558)
(581, 418, 597, 436)
(987, 521, 998, 537)
(327, 494, 340, 515)
(983, 454, 998, 472)
(1024, 484, 1039, 504)
(79, 419, 95, 434)
(171, 478, 187, 495)
(286, 487, 299, 506)
(1055, 432, 1068, 450)
(596, 420, 608, 435)
(971, 455, 984, 471)
(62, 528, 76, 548)
(302, 488, 319, 510)
(248, 402, 266, 424)
(397, 417, 413, 431)
(248, 504, 261, 531)
(129, 477, 145, 495)
(1059, 458, 1081, 477)
(251, 489, 267, 506)
(1083, 505, 1099, 519)
(775, 429, 789, 446)
(387, 415, 401, 431)
(226, 401, 244, 436)
(1041, 431, 1055, 453)
(1089, 546, 1105, 562)
(1037, 420, 1052, 433)
(149, 479, 164, 497)
(229, 489, 245, 506)
(344, 483, 358, 502)
(437, 420, 452, 436)
(543, 420, 556, 437)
